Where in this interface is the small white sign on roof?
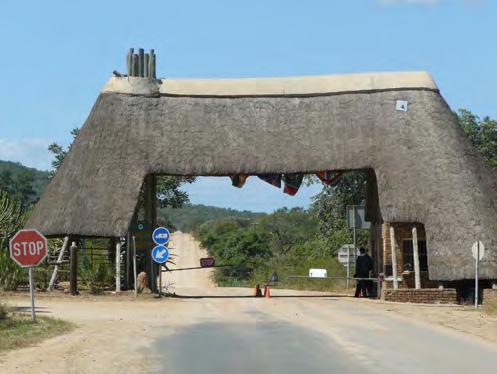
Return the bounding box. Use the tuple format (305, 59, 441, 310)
(472, 241, 485, 261)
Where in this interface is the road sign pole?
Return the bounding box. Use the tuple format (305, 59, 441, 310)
(346, 246, 350, 291)
(28, 267, 35, 321)
(158, 264, 162, 298)
(352, 205, 357, 256)
(475, 241, 479, 309)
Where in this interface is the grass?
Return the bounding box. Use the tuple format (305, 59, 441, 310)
(0, 303, 74, 353)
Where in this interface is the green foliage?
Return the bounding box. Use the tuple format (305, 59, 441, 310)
(156, 176, 196, 209)
(457, 109, 497, 170)
(211, 227, 272, 282)
(0, 161, 48, 208)
(47, 128, 80, 178)
(161, 204, 265, 232)
(0, 303, 8, 320)
(0, 191, 29, 290)
(195, 207, 351, 290)
(81, 261, 112, 294)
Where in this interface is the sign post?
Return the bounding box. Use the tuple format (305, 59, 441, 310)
(151, 227, 171, 298)
(9, 229, 48, 321)
(472, 241, 485, 309)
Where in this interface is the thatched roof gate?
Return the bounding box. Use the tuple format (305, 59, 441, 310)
(26, 71, 497, 281)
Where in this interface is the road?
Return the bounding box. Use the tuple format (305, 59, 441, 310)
(161, 231, 215, 292)
(2, 233, 497, 373)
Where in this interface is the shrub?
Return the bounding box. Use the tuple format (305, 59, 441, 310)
(0, 303, 9, 320)
(81, 262, 112, 294)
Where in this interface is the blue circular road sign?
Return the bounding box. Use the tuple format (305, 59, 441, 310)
(151, 245, 169, 264)
(152, 227, 170, 245)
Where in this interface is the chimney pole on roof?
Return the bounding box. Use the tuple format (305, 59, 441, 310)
(138, 48, 144, 77)
(127, 48, 134, 76)
(149, 49, 156, 79)
(144, 53, 149, 78)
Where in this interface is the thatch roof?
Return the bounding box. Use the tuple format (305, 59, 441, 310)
(26, 71, 497, 280)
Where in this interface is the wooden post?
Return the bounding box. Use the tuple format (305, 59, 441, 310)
(144, 53, 149, 78)
(69, 241, 78, 295)
(144, 175, 158, 292)
(115, 240, 121, 293)
(126, 232, 131, 289)
(390, 226, 398, 290)
(412, 227, 421, 289)
(127, 48, 134, 76)
(48, 236, 69, 291)
(138, 48, 144, 77)
(132, 236, 138, 298)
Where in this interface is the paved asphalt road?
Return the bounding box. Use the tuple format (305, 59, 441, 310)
(153, 293, 497, 374)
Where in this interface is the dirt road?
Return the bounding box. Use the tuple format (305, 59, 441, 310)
(2, 233, 497, 373)
(162, 232, 215, 292)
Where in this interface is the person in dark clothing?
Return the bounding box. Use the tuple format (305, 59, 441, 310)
(354, 247, 373, 297)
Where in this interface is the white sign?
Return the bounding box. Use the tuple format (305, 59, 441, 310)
(396, 100, 408, 112)
(337, 244, 358, 265)
(309, 269, 327, 278)
(472, 241, 485, 261)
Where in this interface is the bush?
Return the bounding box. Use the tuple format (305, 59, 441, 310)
(81, 262, 112, 294)
(0, 303, 9, 320)
(0, 250, 26, 291)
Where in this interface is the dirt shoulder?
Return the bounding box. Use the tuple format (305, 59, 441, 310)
(356, 298, 497, 346)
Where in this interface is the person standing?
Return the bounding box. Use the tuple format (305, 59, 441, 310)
(354, 247, 373, 297)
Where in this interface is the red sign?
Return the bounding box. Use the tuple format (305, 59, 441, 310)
(200, 257, 215, 268)
(9, 229, 48, 267)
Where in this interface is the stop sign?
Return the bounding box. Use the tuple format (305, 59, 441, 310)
(9, 229, 48, 267)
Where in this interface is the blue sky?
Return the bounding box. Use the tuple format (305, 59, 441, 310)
(0, 0, 496, 212)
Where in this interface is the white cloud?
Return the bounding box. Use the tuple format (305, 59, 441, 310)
(377, 0, 443, 6)
(0, 138, 53, 171)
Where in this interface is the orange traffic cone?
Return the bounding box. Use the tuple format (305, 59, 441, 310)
(264, 286, 271, 298)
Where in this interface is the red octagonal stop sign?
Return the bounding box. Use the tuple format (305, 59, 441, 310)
(9, 229, 48, 267)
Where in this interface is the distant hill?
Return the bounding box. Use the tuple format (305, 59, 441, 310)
(0, 160, 50, 205)
(160, 204, 266, 232)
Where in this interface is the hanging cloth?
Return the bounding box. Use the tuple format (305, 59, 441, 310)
(230, 175, 249, 188)
(282, 173, 304, 196)
(316, 170, 344, 187)
(257, 174, 282, 188)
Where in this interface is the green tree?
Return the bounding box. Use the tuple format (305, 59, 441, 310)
(47, 128, 80, 178)
(310, 171, 367, 235)
(0, 169, 36, 208)
(456, 109, 497, 169)
(0, 191, 28, 290)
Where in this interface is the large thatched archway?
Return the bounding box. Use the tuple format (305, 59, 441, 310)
(27, 71, 497, 281)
